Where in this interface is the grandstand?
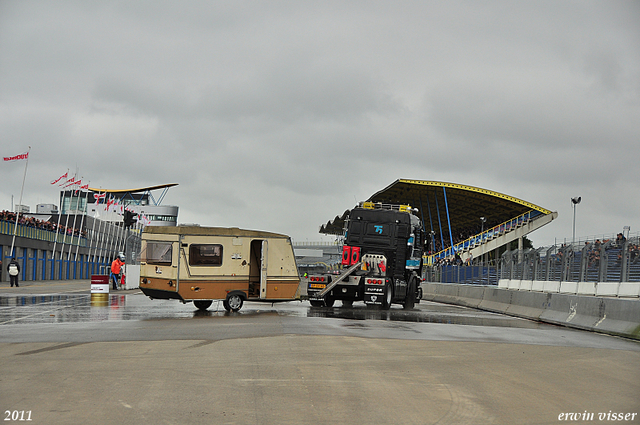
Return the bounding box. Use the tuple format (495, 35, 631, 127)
(320, 179, 558, 265)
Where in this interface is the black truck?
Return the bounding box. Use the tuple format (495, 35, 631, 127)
(308, 202, 424, 309)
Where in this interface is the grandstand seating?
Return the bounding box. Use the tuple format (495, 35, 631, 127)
(428, 209, 556, 264)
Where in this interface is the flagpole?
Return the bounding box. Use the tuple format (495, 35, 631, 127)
(93, 192, 107, 272)
(51, 170, 68, 278)
(67, 177, 83, 263)
(60, 171, 78, 266)
(74, 182, 89, 262)
(87, 195, 99, 273)
(107, 198, 118, 258)
(10, 146, 31, 257)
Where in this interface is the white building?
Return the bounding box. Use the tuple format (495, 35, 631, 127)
(61, 183, 179, 227)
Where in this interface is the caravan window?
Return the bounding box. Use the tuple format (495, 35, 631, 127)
(144, 242, 173, 266)
(190, 244, 223, 266)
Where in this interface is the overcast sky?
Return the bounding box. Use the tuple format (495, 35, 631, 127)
(1, 1, 639, 246)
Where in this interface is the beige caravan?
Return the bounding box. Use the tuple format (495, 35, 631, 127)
(139, 225, 301, 312)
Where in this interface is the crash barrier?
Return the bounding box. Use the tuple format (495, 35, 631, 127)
(498, 279, 640, 297)
(422, 282, 640, 340)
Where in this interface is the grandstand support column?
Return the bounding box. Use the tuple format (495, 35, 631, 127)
(598, 243, 607, 282)
(579, 243, 590, 282)
(620, 240, 629, 282)
(518, 237, 523, 264)
(545, 246, 554, 281)
(2, 245, 9, 282)
(45, 251, 52, 280)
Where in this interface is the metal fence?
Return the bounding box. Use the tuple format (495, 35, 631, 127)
(424, 236, 640, 285)
(423, 264, 499, 285)
(499, 236, 640, 283)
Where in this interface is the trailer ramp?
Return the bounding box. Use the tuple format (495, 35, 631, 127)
(317, 261, 362, 298)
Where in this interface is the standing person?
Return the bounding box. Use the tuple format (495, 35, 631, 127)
(110, 254, 125, 290)
(7, 258, 20, 287)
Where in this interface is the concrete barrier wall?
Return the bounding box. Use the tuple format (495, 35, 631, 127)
(495, 279, 640, 298)
(422, 282, 640, 340)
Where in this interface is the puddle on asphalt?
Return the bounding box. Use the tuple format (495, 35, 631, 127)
(0, 294, 544, 329)
(305, 305, 544, 329)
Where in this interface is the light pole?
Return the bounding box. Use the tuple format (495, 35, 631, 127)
(480, 217, 486, 266)
(571, 197, 581, 244)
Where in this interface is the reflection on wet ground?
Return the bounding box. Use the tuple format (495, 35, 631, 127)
(306, 305, 544, 328)
(0, 293, 544, 329)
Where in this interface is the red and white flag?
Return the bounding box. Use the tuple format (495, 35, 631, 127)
(51, 171, 68, 185)
(63, 178, 80, 188)
(93, 192, 106, 203)
(138, 214, 151, 227)
(3, 152, 29, 162)
(61, 176, 76, 187)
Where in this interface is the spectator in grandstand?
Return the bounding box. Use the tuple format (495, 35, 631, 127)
(554, 248, 563, 264)
(588, 246, 600, 268)
(630, 244, 640, 264)
(614, 233, 626, 248)
(0, 210, 88, 239)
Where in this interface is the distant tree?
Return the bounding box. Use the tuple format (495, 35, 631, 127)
(509, 236, 533, 251)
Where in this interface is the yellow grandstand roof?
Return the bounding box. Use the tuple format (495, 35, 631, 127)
(87, 183, 178, 194)
(320, 179, 553, 236)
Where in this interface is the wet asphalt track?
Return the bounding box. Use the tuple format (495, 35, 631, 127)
(1, 282, 639, 424)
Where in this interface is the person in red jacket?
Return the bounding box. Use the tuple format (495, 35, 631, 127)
(110, 254, 125, 290)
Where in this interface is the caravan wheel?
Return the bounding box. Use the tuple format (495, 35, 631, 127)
(194, 300, 213, 311)
(225, 293, 244, 312)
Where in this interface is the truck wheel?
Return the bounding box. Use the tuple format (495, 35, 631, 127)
(309, 300, 324, 307)
(194, 300, 213, 311)
(324, 296, 335, 308)
(341, 300, 353, 308)
(225, 294, 244, 312)
(381, 283, 392, 310)
(404, 278, 416, 310)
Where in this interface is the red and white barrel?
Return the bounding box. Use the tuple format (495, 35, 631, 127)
(90, 275, 109, 306)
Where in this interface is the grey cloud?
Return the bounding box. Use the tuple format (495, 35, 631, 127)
(1, 1, 639, 245)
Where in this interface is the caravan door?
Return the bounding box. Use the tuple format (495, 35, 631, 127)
(260, 240, 268, 299)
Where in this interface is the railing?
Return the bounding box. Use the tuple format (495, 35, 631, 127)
(292, 240, 341, 247)
(499, 236, 640, 283)
(0, 220, 87, 246)
(2, 250, 112, 281)
(424, 264, 499, 285)
(424, 235, 640, 285)
(427, 210, 542, 262)
(1, 218, 134, 282)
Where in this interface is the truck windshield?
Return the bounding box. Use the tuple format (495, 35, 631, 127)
(143, 241, 173, 266)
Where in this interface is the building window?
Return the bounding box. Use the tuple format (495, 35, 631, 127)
(189, 244, 223, 266)
(145, 215, 177, 222)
